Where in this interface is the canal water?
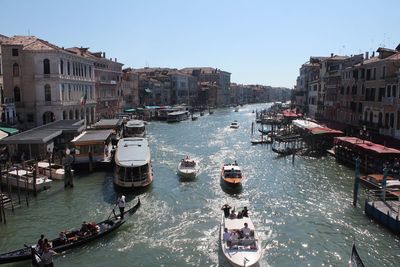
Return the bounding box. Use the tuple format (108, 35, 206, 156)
(1, 103, 399, 267)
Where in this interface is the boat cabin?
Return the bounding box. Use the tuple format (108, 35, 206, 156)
(124, 120, 146, 137)
(167, 111, 189, 122)
(71, 130, 113, 165)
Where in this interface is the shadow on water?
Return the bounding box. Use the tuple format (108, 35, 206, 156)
(177, 174, 198, 183)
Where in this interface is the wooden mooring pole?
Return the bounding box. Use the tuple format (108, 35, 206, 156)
(353, 157, 361, 207)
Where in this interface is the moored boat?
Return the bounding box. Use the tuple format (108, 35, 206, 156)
(349, 243, 365, 267)
(221, 163, 243, 186)
(251, 135, 272, 145)
(220, 208, 262, 267)
(177, 156, 198, 179)
(37, 161, 74, 180)
(114, 138, 153, 189)
(0, 198, 141, 264)
(0, 169, 52, 192)
(124, 119, 146, 137)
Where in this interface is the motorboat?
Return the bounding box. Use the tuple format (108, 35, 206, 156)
(1, 169, 52, 192)
(177, 157, 198, 179)
(230, 121, 239, 129)
(124, 119, 146, 137)
(220, 210, 262, 267)
(251, 135, 272, 145)
(37, 161, 74, 180)
(221, 163, 243, 186)
(114, 138, 153, 189)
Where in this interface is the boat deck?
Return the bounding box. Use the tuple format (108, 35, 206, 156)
(367, 200, 400, 219)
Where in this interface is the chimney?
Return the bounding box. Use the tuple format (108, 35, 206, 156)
(372, 51, 375, 57)
(103, 52, 105, 58)
(331, 53, 334, 57)
(365, 52, 369, 60)
(114, 58, 117, 62)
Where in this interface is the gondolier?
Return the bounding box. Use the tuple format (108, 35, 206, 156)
(117, 194, 126, 219)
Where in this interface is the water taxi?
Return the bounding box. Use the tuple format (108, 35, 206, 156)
(1, 169, 52, 192)
(124, 120, 146, 137)
(221, 163, 243, 186)
(220, 209, 262, 267)
(167, 111, 189, 122)
(37, 161, 74, 180)
(230, 121, 239, 129)
(114, 138, 153, 189)
(177, 156, 198, 179)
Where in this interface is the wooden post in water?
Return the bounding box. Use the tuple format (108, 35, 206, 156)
(89, 151, 93, 172)
(251, 122, 254, 136)
(16, 166, 21, 205)
(24, 177, 29, 207)
(382, 166, 388, 202)
(33, 160, 37, 197)
(353, 157, 361, 207)
(6, 165, 14, 212)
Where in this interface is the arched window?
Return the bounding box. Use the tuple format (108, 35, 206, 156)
(44, 84, 51, 102)
(364, 111, 368, 121)
(67, 61, 70, 75)
(69, 110, 73, 119)
(14, 86, 21, 102)
(378, 112, 383, 127)
(63, 111, 67, 120)
(75, 109, 79, 119)
(13, 63, 19, 77)
(385, 113, 389, 128)
(60, 60, 64, 74)
(369, 112, 373, 123)
(43, 59, 50, 75)
(393, 85, 397, 98)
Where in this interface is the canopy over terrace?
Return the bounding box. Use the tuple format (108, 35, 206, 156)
(0, 120, 85, 160)
(334, 137, 400, 155)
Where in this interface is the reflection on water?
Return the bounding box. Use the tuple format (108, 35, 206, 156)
(0, 104, 399, 267)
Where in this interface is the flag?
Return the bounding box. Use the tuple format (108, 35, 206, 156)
(80, 91, 87, 105)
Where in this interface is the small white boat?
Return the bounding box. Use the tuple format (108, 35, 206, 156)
(220, 211, 262, 267)
(230, 121, 239, 129)
(234, 107, 239, 112)
(177, 157, 198, 179)
(1, 169, 52, 192)
(37, 161, 74, 180)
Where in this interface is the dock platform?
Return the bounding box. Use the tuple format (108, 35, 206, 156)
(365, 200, 400, 233)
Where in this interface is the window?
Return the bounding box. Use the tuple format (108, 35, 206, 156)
(44, 84, 51, 102)
(373, 68, 376, 80)
(13, 63, 19, 77)
(60, 60, 64, 74)
(382, 66, 386, 79)
(378, 113, 383, 127)
(393, 85, 397, 98)
(14, 87, 21, 102)
(387, 85, 391, 98)
(63, 111, 67, 120)
(67, 61, 70, 75)
(390, 113, 394, 128)
(12, 48, 18, 56)
(43, 59, 50, 75)
(379, 88, 385, 101)
(397, 111, 400, 130)
(366, 69, 371, 80)
(358, 103, 362, 113)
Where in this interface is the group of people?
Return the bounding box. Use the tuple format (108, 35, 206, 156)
(79, 221, 100, 237)
(223, 222, 255, 248)
(181, 156, 196, 168)
(221, 204, 248, 219)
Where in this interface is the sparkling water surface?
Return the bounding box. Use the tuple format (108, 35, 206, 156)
(1, 103, 399, 267)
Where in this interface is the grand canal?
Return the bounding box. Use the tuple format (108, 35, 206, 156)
(1, 103, 399, 267)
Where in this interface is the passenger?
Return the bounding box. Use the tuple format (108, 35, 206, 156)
(230, 231, 239, 247)
(229, 210, 236, 219)
(234, 160, 238, 166)
(79, 221, 89, 237)
(223, 228, 231, 247)
(43, 238, 52, 249)
(241, 223, 251, 238)
(237, 211, 243, 219)
(88, 222, 100, 234)
(221, 204, 231, 218)
(37, 234, 45, 253)
(242, 207, 249, 217)
(59, 231, 67, 244)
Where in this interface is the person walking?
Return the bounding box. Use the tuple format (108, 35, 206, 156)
(117, 194, 126, 220)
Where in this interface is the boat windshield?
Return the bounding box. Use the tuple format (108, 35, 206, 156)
(117, 164, 149, 182)
(224, 170, 242, 178)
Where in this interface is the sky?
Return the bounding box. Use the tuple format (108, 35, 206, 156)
(1, 0, 399, 88)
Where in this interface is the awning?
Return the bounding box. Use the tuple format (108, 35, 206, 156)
(0, 130, 8, 140)
(0, 127, 19, 135)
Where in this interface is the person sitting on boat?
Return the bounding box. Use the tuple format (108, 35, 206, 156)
(37, 234, 45, 253)
(88, 222, 100, 234)
(79, 221, 89, 237)
(221, 204, 231, 218)
(59, 231, 68, 244)
(229, 210, 236, 219)
(237, 211, 243, 219)
(223, 228, 231, 247)
(234, 160, 238, 166)
(230, 231, 239, 248)
(242, 207, 248, 217)
(241, 223, 251, 238)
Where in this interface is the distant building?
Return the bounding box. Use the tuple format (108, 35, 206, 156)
(121, 69, 139, 109)
(1, 36, 96, 129)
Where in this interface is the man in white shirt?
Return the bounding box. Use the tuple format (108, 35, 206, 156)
(223, 227, 231, 246)
(241, 223, 251, 237)
(117, 194, 126, 219)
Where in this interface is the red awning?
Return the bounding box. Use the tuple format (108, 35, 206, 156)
(334, 136, 400, 154)
(283, 109, 303, 118)
(309, 127, 343, 135)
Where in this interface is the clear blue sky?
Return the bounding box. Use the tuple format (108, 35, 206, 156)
(1, 0, 399, 88)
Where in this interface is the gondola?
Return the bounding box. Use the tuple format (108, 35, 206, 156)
(0, 198, 141, 264)
(349, 243, 365, 267)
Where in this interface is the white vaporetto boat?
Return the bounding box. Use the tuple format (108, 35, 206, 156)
(177, 157, 198, 179)
(114, 138, 153, 189)
(124, 120, 146, 137)
(220, 211, 262, 267)
(230, 121, 239, 129)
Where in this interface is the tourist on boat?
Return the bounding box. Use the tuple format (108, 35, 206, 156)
(230, 231, 239, 247)
(223, 228, 231, 246)
(41, 245, 57, 267)
(237, 211, 243, 219)
(242, 207, 248, 217)
(88, 222, 100, 234)
(117, 194, 126, 219)
(241, 223, 251, 238)
(79, 221, 89, 237)
(229, 210, 237, 219)
(37, 234, 45, 253)
(234, 160, 238, 166)
(221, 204, 232, 218)
(59, 231, 67, 244)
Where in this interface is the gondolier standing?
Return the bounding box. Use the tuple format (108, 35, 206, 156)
(117, 194, 126, 219)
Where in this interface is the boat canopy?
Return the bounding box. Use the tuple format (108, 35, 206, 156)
(115, 138, 151, 167)
(223, 165, 241, 171)
(334, 136, 400, 155)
